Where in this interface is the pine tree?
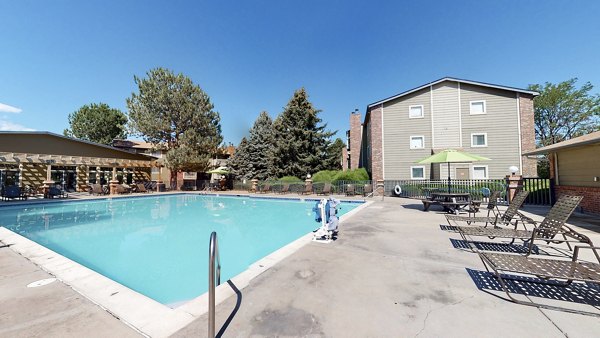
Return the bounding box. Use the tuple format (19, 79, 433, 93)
(246, 111, 274, 180)
(228, 137, 251, 179)
(323, 138, 345, 170)
(271, 88, 334, 178)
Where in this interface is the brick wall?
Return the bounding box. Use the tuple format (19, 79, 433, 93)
(369, 106, 384, 183)
(349, 112, 362, 169)
(341, 147, 348, 170)
(519, 94, 537, 177)
(555, 185, 600, 215)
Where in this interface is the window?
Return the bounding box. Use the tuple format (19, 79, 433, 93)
(410, 136, 425, 149)
(409, 105, 424, 119)
(472, 165, 488, 179)
(470, 100, 486, 115)
(411, 166, 425, 179)
(471, 133, 487, 147)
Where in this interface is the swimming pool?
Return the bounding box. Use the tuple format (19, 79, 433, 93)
(0, 194, 360, 305)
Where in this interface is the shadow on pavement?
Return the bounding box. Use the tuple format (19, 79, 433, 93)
(216, 280, 243, 338)
(467, 268, 600, 308)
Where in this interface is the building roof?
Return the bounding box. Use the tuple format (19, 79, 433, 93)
(0, 131, 156, 161)
(367, 77, 539, 108)
(523, 130, 600, 155)
(113, 139, 155, 150)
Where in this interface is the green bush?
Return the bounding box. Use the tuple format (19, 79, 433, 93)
(278, 176, 303, 182)
(332, 168, 369, 182)
(312, 170, 337, 182)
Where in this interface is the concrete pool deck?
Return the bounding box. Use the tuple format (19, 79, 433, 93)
(2, 193, 600, 337)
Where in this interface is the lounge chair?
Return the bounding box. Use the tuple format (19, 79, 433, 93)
(278, 183, 290, 194)
(258, 183, 271, 194)
(300, 184, 312, 195)
(89, 183, 105, 195)
(115, 184, 130, 194)
(1, 186, 27, 201)
(317, 183, 332, 196)
(477, 245, 600, 316)
(46, 186, 68, 199)
(136, 183, 149, 193)
(345, 184, 355, 196)
(456, 195, 591, 251)
(446, 190, 531, 228)
(363, 184, 373, 197)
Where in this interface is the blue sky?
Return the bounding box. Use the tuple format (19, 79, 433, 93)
(1, 1, 600, 144)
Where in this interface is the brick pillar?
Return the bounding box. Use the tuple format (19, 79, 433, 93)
(369, 106, 384, 183)
(519, 94, 537, 177)
(349, 111, 362, 170)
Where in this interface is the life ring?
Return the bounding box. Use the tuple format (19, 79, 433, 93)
(394, 185, 402, 195)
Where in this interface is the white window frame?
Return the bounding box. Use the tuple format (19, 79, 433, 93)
(410, 166, 426, 180)
(409, 135, 425, 149)
(408, 105, 424, 119)
(472, 165, 489, 179)
(469, 100, 487, 115)
(471, 133, 488, 147)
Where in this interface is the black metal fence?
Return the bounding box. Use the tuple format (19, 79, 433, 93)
(385, 179, 508, 201)
(229, 177, 554, 205)
(522, 177, 554, 205)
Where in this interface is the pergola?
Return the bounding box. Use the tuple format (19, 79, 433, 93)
(0, 152, 158, 168)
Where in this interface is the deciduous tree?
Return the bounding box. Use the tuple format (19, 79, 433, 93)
(63, 103, 127, 145)
(529, 78, 600, 147)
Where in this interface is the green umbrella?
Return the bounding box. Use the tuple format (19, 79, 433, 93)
(206, 166, 229, 175)
(416, 149, 491, 193)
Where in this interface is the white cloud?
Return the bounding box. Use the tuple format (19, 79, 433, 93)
(0, 102, 23, 114)
(0, 119, 35, 131)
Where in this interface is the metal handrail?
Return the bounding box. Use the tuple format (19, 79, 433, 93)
(208, 231, 221, 338)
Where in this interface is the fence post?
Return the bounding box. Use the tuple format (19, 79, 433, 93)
(549, 177, 556, 205)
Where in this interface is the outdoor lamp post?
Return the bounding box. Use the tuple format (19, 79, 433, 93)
(506, 165, 523, 203)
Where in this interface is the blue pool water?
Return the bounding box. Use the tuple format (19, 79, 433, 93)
(0, 194, 360, 305)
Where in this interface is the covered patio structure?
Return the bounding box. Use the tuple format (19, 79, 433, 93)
(0, 131, 158, 195)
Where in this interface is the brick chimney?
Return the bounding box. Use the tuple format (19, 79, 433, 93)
(349, 109, 362, 170)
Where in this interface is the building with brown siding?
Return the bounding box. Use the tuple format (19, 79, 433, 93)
(346, 77, 539, 182)
(0, 132, 155, 192)
(524, 131, 600, 215)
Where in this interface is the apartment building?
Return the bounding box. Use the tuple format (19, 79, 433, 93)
(346, 77, 539, 182)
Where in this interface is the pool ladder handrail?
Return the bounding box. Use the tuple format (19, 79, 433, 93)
(208, 231, 221, 338)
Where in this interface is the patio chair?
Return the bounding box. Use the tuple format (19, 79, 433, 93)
(258, 183, 271, 194)
(317, 183, 332, 196)
(116, 184, 130, 194)
(299, 184, 312, 195)
(345, 184, 355, 196)
(456, 195, 592, 252)
(89, 183, 105, 195)
(477, 245, 600, 316)
(277, 183, 290, 194)
(46, 186, 68, 199)
(1, 186, 27, 201)
(136, 183, 149, 193)
(446, 190, 531, 228)
(363, 184, 373, 197)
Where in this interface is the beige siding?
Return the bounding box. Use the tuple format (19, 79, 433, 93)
(460, 83, 521, 178)
(432, 82, 460, 149)
(378, 79, 528, 180)
(382, 88, 432, 180)
(557, 145, 600, 187)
